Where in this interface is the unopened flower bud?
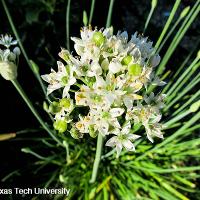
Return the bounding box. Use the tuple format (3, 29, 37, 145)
(89, 125, 97, 138)
(53, 120, 67, 133)
(13, 47, 21, 56)
(151, 0, 157, 8)
(128, 63, 142, 76)
(0, 61, 17, 80)
(150, 55, 160, 67)
(101, 58, 109, 71)
(83, 10, 88, 26)
(180, 6, 190, 19)
(70, 127, 83, 139)
(59, 98, 71, 108)
(197, 50, 200, 59)
(49, 101, 62, 114)
(190, 100, 200, 113)
(121, 55, 132, 65)
(92, 32, 105, 46)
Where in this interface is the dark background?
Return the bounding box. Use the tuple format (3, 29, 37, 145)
(0, 0, 199, 189)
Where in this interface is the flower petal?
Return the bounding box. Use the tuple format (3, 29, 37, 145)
(108, 61, 122, 74)
(122, 140, 135, 151)
(105, 136, 117, 147)
(110, 108, 124, 118)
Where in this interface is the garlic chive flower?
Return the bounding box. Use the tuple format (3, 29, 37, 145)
(42, 27, 166, 156)
(0, 34, 20, 80)
(0, 34, 17, 48)
(41, 61, 76, 97)
(106, 122, 141, 157)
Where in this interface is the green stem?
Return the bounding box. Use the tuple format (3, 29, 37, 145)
(66, 0, 71, 51)
(162, 50, 195, 94)
(21, 148, 48, 160)
(156, 17, 181, 54)
(90, 134, 104, 183)
(106, 0, 115, 28)
(164, 110, 191, 127)
(172, 90, 200, 116)
(11, 79, 63, 147)
(89, 0, 96, 24)
(154, 0, 181, 50)
(164, 74, 200, 112)
(156, 1, 200, 75)
(1, 0, 47, 99)
(143, 5, 155, 34)
(166, 58, 199, 98)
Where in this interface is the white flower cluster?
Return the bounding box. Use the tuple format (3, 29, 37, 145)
(42, 27, 166, 157)
(0, 34, 20, 80)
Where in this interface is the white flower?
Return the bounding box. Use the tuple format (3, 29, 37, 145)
(75, 115, 93, 133)
(71, 27, 113, 63)
(144, 122, 163, 143)
(90, 107, 124, 136)
(0, 35, 20, 80)
(41, 61, 76, 97)
(144, 92, 166, 109)
(0, 34, 17, 48)
(106, 121, 141, 157)
(151, 74, 166, 86)
(126, 103, 163, 142)
(130, 32, 154, 62)
(87, 61, 102, 77)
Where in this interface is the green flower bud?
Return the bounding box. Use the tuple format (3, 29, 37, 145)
(81, 163, 87, 169)
(92, 32, 105, 46)
(190, 100, 200, 113)
(197, 50, 200, 59)
(180, 6, 190, 19)
(128, 64, 142, 76)
(0, 61, 17, 80)
(59, 175, 67, 183)
(53, 120, 67, 133)
(59, 98, 71, 108)
(121, 55, 132, 65)
(70, 127, 83, 139)
(49, 101, 62, 114)
(101, 58, 109, 71)
(88, 125, 97, 138)
(151, 0, 157, 8)
(83, 10, 88, 26)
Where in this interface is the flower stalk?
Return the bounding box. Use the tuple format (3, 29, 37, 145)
(90, 133, 104, 183)
(11, 79, 63, 147)
(1, 0, 47, 99)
